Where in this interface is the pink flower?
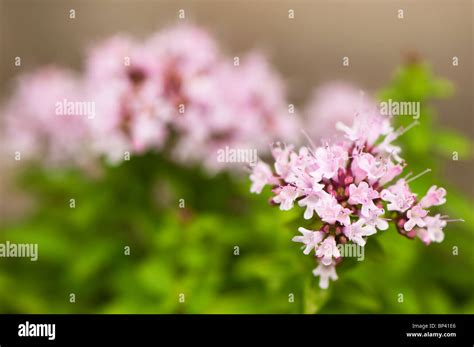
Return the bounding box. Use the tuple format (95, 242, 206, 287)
(348, 181, 379, 216)
(85, 35, 159, 83)
(83, 25, 301, 171)
(404, 205, 429, 231)
(130, 113, 168, 153)
(416, 228, 431, 245)
(1, 67, 91, 165)
(272, 143, 296, 181)
(336, 107, 392, 146)
(416, 214, 447, 244)
(250, 161, 275, 194)
(351, 153, 385, 184)
(147, 24, 219, 79)
(84, 34, 168, 162)
(337, 206, 352, 226)
(419, 185, 447, 208)
(375, 131, 403, 163)
(379, 161, 404, 186)
(215, 53, 300, 144)
(290, 160, 324, 196)
(273, 185, 300, 211)
(313, 144, 348, 179)
(380, 179, 416, 212)
(315, 193, 344, 224)
(298, 193, 322, 220)
(292, 227, 325, 255)
(313, 261, 338, 289)
(424, 214, 447, 242)
(350, 152, 371, 183)
(316, 235, 341, 266)
(361, 207, 389, 231)
(175, 52, 300, 173)
(305, 83, 375, 140)
(343, 219, 377, 247)
(250, 87, 454, 288)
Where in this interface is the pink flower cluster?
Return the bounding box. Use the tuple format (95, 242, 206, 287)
(1, 25, 298, 172)
(1, 67, 90, 166)
(250, 98, 451, 289)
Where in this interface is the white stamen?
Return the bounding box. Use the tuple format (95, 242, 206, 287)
(406, 168, 431, 183)
(442, 218, 465, 223)
(396, 120, 420, 137)
(300, 129, 317, 149)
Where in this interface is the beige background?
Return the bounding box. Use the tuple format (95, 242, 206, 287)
(0, 0, 472, 196)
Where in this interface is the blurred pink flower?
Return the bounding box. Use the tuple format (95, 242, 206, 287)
(305, 82, 385, 142)
(82, 24, 300, 171)
(84, 34, 167, 163)
(172, 52, 300, 173)
(2, 67, 91, 166)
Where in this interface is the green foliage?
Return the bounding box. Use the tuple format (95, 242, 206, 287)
(0, 156, 307, 313)
(378, 62, 470, 161)
(0, 62, 472, 313)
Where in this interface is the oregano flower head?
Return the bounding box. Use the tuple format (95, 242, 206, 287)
(250, 96, 455, 289)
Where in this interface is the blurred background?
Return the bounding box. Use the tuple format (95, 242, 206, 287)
(0, 0, 472, 313)
(1, 0, 473, 199)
